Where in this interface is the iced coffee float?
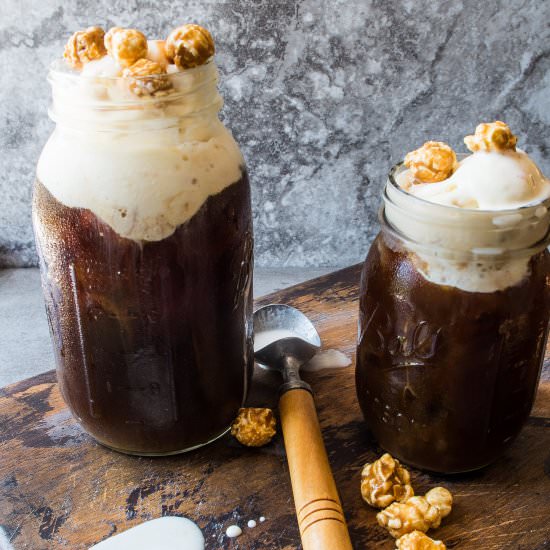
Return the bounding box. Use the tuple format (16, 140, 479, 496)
(33, 24, 253, 455)
(356, 120, 550, 473)
(384, 121, 550, 292)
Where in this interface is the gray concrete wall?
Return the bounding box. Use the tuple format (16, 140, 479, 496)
(1, 0, 549, 267)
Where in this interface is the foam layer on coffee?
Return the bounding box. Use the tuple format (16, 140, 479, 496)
(37, 61, 244, 242)
(387, 150, 550, 292)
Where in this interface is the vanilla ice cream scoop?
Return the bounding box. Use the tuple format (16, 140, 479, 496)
(398, 150, 550, 210)
(402, 150, 550, 210)
(81, 55, 122, 77)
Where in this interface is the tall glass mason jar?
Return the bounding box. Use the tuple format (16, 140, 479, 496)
(356, 164, 550, 473)
(33, 60, 253, 455)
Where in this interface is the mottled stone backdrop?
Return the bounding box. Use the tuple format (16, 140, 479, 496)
(1, 0, 549, 267)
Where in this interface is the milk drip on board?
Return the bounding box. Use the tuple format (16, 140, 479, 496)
(89, 517, 204, 549)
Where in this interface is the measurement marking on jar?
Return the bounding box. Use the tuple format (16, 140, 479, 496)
(388, 361, 431, 370)
(69, 263, 98, 419)
(158, 270, 179, 423)
(358, 303, 380, 346)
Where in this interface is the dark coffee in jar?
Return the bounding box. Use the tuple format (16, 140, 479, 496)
(356, 126, 550, 473)
(34, 176, 252, 454)
(33, 24, 253, 454)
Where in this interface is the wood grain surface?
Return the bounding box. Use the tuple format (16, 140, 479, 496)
(0, 264, 549, 549)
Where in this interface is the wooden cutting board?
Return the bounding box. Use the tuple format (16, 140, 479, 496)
(0, 264, 549, 550)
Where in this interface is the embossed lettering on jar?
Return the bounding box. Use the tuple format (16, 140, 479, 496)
(356, 164, 550, 473)
(33, 60, 253, 455)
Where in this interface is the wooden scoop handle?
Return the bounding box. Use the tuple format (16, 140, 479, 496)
(279, 388, 353, 550)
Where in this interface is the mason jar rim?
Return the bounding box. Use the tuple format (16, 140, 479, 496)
(381, 161, 550, 260)
(48, 57, 216, 84)
(47, 58, 222, 131)
(387, 159, 550, 216)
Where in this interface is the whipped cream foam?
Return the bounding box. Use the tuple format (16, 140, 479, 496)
(387, 149, 550, 292)
(37, 58, 244, 242)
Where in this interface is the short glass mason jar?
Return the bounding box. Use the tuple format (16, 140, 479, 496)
(356, 163, 550, 473)
(33, 60, 253, 455)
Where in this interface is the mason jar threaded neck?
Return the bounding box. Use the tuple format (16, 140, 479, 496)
(47, 59, 222, 132)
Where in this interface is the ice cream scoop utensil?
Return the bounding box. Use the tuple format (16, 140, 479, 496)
(254, 304, 353, 550)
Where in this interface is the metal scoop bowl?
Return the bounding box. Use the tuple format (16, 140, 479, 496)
(254, 304, 320, 394)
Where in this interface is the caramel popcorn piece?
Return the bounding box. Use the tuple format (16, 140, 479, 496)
(123, 59, 172, 97)
(376, 495, 442, 538)
(165, 24, 215, 69)
(425, 487, 452, 519)
(377, 486, 453, 539)
(361, 453, 414, 508)
(104, 26, 123, 51)
(231, 407, 276, 447)
(396, 530, 446, 550)
(105, 27, 148, 68)
(64, 26, 107, 69)
(464, 121, 517, 152)
(404, 141, 457, 183)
